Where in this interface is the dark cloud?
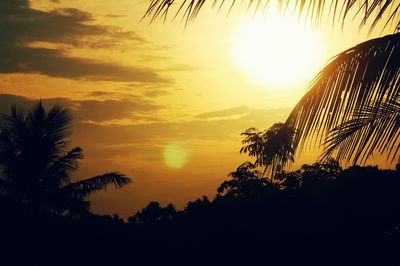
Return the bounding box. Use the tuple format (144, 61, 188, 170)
(196, 106, 250, 119)
(73, 99, 161, 122)
(85, 91, 117, 98)
(0, 93, 162, 125)
(163, 64, 203, 72)
(0, 0, 168, 83)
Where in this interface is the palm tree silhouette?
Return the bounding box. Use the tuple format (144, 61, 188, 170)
(143, 0, 400, 165)
(0, 102, 131, 215)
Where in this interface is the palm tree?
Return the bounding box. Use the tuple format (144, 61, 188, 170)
(143, 0, 400, 165)
(240, 123, 295, 181)
(0, 102, 131, 215)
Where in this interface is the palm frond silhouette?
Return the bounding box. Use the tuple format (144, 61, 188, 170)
(143, 0, 400, 165)
(286, 33, 400, 163)
(0, 102, 131, 215)
(143, 0, 400, 31)
(322, 95, 400, 164)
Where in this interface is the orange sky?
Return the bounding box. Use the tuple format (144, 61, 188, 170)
(0, 0, 396, 218)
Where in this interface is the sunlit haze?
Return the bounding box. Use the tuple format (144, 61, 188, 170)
(0, 0, 390, 218)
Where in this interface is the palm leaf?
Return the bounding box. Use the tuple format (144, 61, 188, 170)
(61, 172, 132, 198)
(26, 102, 72, 155)
(44, 147, 83, 187)
(322, 96, 400, 164)
(143, 0, 400, 31)
(42, 105, 72, 151)
(0, 104, 30, 144)
(285, 32, 400, 162)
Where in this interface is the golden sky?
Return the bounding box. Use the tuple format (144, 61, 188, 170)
(0, 0, 395, 218)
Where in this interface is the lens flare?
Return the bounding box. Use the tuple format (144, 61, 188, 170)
(163, 143, 188, 169)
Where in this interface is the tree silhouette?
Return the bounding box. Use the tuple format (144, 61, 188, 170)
(217, 161, 270, 197)
(240, 123, 295, 181)
(275, 158, 342, 191)
(275, 170, 302, 191)
(128, 201, 177, 224)
(142, 0, 400, 165)
(0, 102, 131, 215)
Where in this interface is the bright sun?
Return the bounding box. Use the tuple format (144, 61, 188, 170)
(230, 13, 325, 90)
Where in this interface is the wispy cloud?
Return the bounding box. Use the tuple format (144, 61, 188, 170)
(0, 0, 169, 83)
(195, 106, 250, 120)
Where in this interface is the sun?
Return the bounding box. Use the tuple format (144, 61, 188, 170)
(230, 13, 325, 90)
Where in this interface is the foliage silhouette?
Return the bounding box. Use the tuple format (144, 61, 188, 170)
(128, 201, 177, 224)
(0, 102, 131, 215)
(1, 154, 400, 264)
(286, 32, 400, 164)
(124, 162, 400, 264)
(241, 123, 295, 179)
(143, 0, 400, 31)
(217, 161, 270, 197)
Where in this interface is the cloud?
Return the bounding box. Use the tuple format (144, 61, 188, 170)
(0, 94, 291, 145)
(195, 106, 250, 119)
(0, 93, 163, 126)
(73, 99, 161, 123)
(0, 0, 169, 83)
(163, 64, 203, 72)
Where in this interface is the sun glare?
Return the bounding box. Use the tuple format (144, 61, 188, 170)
(230, 13, 325, 90)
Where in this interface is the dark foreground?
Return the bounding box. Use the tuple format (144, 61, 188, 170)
(1, 164, 400, 265)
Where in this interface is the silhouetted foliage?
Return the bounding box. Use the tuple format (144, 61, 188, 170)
(241, 123, 295, 179)
(217, 161, 269, 197)
(0, 102, 131, 216)
(2, 160, 400, 264)
(128, 201, 177, 224)
(1, 104, 400, 265)
(143, 0, 400, 32)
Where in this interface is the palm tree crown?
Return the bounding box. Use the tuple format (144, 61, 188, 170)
(0, 102, 131, 215)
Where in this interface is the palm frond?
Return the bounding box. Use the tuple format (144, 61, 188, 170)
(27, 102, 72, 155)
(0, 104, 29, 143)
(286, 32, 400, 162)
(143, 0, 400, 31)
(44, 147, 83, 187)
(322, 96, 400, 164)
(43, 105, 72, 150)
(61, 172, 131, 198)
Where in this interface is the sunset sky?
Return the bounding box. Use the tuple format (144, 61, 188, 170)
(0, 0, 394, 218)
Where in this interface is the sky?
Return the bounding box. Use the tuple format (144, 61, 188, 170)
(0, 0, 395, 218)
